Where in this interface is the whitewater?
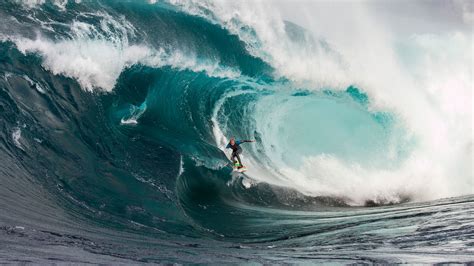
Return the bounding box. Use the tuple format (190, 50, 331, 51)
(0, 0, 472, 263)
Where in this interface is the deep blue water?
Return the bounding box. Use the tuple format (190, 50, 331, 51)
(0, 1, 472, 263)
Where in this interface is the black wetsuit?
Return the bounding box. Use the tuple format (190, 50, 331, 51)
(226, 140, 251, 166)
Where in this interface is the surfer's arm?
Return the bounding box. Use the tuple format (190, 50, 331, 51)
(236, 140, 255, 144)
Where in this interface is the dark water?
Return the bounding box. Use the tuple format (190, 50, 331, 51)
(0, 0, 472, 263)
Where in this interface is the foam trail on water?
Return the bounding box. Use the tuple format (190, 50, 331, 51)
(12, 127, 24, 150)
(121, 102, 147, 125)
(14, 0, 80, 10)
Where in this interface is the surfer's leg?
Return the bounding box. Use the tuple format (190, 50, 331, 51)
(235, 149, 243, 166)
(231, 152, 238, 164)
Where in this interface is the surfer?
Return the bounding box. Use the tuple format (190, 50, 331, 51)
(226, 137, 255, 169)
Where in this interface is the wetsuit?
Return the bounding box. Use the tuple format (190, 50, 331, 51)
(226, 140, 251, 167)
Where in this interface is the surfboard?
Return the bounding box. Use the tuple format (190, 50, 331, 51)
(232, 161, 247, 172)
(234, 166, 247, 172)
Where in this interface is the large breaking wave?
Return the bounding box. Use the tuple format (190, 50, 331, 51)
(0, 0, 472, 263)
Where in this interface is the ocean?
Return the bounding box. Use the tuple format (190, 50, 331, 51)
(0, 0, 472, 263)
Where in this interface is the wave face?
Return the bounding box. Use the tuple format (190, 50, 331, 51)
(0, 0, 473, 263)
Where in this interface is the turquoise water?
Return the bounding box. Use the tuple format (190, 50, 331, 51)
(0, 0, 472, 263)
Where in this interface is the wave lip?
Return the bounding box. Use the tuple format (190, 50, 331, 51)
(10, 36, 241, 92)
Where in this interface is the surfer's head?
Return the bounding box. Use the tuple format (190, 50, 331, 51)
(229, 137, 235, 145)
